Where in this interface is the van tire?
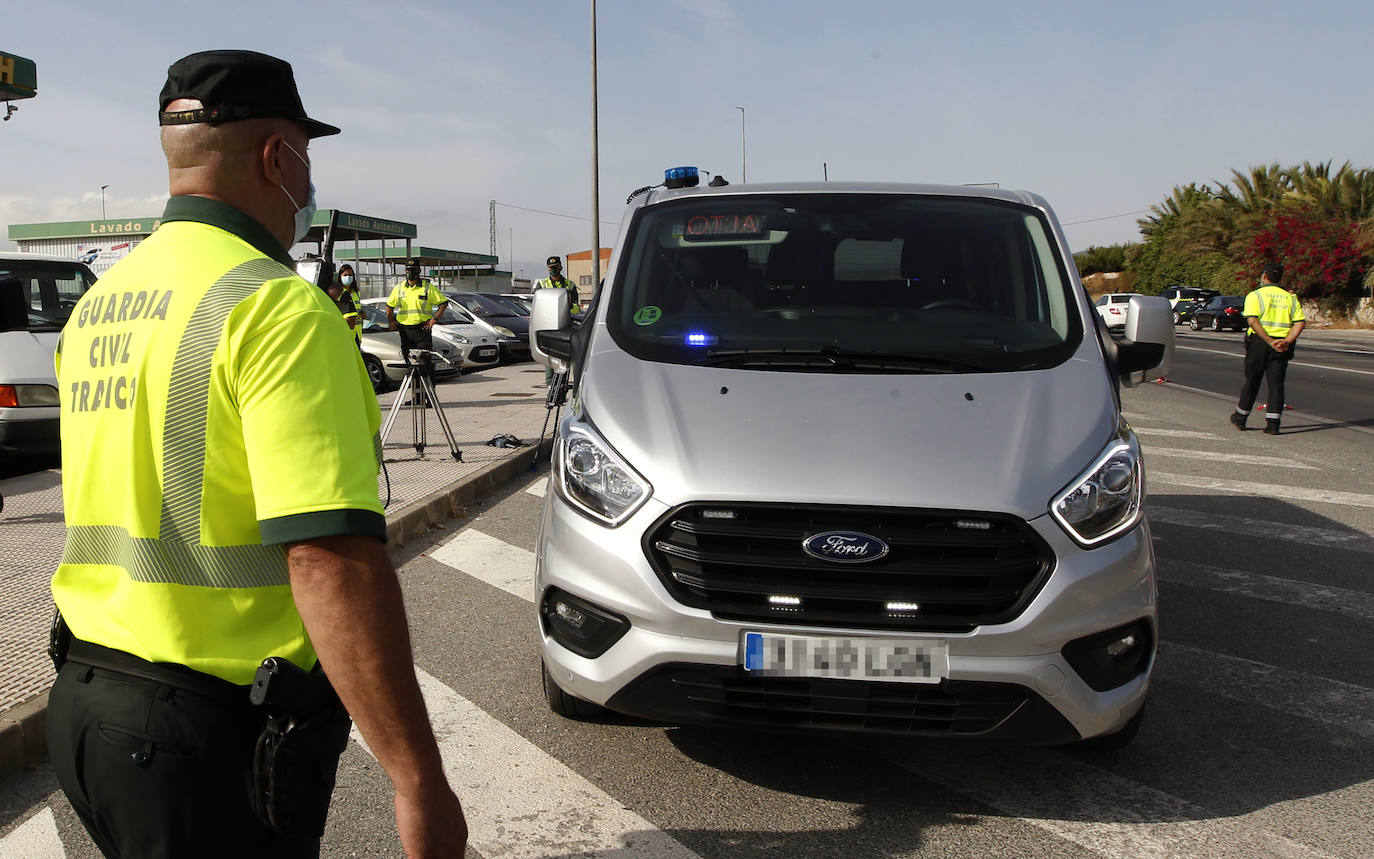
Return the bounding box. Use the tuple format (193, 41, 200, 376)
(542, 660, 607, 719)
(1074, 702, 1145, 752)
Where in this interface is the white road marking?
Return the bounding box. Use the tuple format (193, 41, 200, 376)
(524, 475, 548, 497)
(898, 748, 1334, 859)
(1145, 448, 1316, 469)
(0, 807, 65, 859)
(1148, 505, 1374, 553)
(1156, 557, 1374, 620)
(1132, 427, 1222, 439)
(353, 669, 702, 859)
(1159, 641, 1374, 738)
(1175, 343, 1374, 376)
(1150, 472, 1374, 509)
(430, 529, 536, 602)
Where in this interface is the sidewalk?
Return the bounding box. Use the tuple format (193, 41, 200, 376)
(0, 362, 561, 778)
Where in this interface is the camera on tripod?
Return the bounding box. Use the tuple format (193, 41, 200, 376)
(379, 349, 462, 460)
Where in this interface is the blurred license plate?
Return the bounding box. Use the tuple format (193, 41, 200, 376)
(475, 347, 498, 359)
(741, 632, 948, 683)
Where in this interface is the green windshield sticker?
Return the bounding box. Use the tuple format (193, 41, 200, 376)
(633, 306, 662, 326)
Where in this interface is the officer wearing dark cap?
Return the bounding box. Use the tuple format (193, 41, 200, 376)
(386, 256, 449, 365)
(47, 50, 468, 858)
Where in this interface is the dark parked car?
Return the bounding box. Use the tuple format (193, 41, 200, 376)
(1190, 295, 1246, 331)
(446, 292, 531, 362)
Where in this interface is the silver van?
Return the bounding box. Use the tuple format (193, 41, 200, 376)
(0, 253, 97, 463)
(529, 174, 1173, 746)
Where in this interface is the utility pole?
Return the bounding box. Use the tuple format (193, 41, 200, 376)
(101, 184, 109, 220)
(590, 0, 602, 286)
(735, 106, 746, 183)
(489, 200, 497, 259)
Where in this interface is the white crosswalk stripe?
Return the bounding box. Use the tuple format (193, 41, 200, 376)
(1146, 448, 1317, 468)
(0, 807, 64, 859)
(1151, 472, 1374, 509)
(896, 748, 1335, 859)
(1157, 557, 1374, 621)
(1148, 505, 1374, 553)
(429, 529, 536, 602)
(352, 669, 701, 859)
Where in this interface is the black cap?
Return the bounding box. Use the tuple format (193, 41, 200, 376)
(406, 258, 422, 268)
(159, 50, 340, 138)
(546, 256, 561, 267)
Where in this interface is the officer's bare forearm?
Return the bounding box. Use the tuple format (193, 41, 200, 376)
(287, 535, 450, 798)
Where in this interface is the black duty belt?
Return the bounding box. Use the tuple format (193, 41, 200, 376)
(66, 638, 250, 706)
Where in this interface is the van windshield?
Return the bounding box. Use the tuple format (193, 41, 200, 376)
(607, 194, 1082, 373)
(0, 260, 97, 332)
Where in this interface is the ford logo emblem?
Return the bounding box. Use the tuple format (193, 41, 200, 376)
(801, 531, 889, 564)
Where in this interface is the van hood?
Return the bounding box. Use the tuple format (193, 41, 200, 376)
(578, 350, 1120, 521)
(1, 330, 61, 386)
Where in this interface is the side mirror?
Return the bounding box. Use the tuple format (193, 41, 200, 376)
(1116, 295, 1174, 387)
(0, 276, 28, 332)
(529, 287, 571, 372)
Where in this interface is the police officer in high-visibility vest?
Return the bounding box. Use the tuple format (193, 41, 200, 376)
(534, 255, 580, 385)
(47, 50, 468, 858)
(1230, 262, 1305, 435)
(334, 262, 363, 348)
(386, 257, 448, 366)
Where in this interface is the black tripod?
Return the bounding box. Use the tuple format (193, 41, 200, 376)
(379, 350, 462, 461)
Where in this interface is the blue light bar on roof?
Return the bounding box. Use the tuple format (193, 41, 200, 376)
(664, 166, 700, 189)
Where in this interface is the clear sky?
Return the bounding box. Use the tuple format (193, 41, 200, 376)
(4, 0, 1372, 278)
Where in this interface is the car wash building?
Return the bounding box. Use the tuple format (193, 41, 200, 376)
(7, 209, 505, 291)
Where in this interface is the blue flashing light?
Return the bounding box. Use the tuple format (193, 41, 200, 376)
(664, 166, 700, 189)
(684, 331, 717, 347)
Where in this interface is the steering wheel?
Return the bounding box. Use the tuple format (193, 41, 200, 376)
(921, 299, 981, 311)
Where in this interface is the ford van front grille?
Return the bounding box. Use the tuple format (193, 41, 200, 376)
(644, 503, 1053, 632)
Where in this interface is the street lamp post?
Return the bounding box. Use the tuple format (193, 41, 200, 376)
(100, 184, 109, 220)
(735, 106, 746, 183)
(590, 0, 602, 288)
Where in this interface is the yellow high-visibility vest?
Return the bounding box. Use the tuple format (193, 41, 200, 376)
(52, 195, 384, 684)
(387, 278, 445, 325)
(1243, 284, 1305, 338)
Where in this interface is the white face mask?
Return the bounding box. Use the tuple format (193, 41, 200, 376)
(277, 140, 316, 246)
(341, 274, 354, 287)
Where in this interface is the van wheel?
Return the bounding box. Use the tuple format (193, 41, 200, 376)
(1172, 311, 1180, 325)
(1075, 703, 1145, 752)
(542, 660, 607, 719)
(364, 354, 390, 393)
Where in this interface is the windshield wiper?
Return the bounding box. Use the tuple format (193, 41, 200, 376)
(702, 346, 991, 373)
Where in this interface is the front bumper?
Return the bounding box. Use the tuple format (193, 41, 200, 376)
(536, 488, 1156, 742)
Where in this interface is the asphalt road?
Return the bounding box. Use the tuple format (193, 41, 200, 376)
(1165, 328, 1374, 430)
(4, 334, 1373, 857)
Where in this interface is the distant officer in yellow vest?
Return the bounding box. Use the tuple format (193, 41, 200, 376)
(386, 257, 448, 365)
(48, 50, 467, 857)
(333, 262, 362, 347)
(1230, 262, 1305, 434)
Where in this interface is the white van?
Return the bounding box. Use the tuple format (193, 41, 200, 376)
(529, 173, 1173, 747)
(0, 253, 97, 464)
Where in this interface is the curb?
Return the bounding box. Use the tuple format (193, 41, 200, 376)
(0, 440, 552, 782)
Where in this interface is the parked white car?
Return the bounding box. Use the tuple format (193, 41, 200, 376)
(0, 253, 97, 463)
(359, 298, 500, 373)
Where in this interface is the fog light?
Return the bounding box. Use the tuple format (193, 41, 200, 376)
(1062, 619, 1154, 692)
(541, 588, 630, 659)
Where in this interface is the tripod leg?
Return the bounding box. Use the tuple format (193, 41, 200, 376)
(411, 369, 425, 454)
(379, 371, 414, 448)
(420, 373, 463, 461)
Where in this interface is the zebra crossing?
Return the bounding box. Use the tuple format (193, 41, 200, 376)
(5, 412, 1373, 858)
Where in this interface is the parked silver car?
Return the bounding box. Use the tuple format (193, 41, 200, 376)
(531, 173, 1174, 747)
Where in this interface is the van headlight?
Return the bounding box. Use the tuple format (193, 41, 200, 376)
(1050, 429, 1143, 547)
(556, 423, 651, 526)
